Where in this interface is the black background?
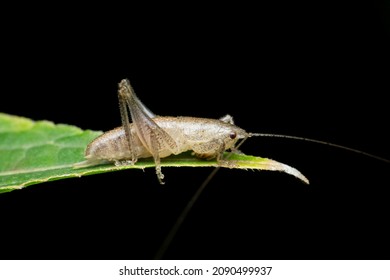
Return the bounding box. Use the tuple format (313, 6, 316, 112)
(1, 2, 389, 260)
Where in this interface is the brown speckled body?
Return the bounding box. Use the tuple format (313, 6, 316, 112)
(74, 79, 251, 183)
(85, 116, 248, 162)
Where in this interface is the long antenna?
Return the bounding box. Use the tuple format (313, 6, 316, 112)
(154, 137, 249, 259)
(154, 166, 221, 260)
(249, 133, 390, 164)
(155, 133, 389, 259)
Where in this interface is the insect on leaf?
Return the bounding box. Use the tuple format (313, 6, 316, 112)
(0, 113, 308, 194)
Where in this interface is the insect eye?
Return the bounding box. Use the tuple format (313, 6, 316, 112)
(229, 132, 237, 139)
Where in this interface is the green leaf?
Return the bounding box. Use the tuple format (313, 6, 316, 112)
(0, 113, 308, 194)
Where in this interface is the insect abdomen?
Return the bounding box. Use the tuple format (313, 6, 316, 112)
(85, 123, 155, 159)
(85, 127, 145, 161)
